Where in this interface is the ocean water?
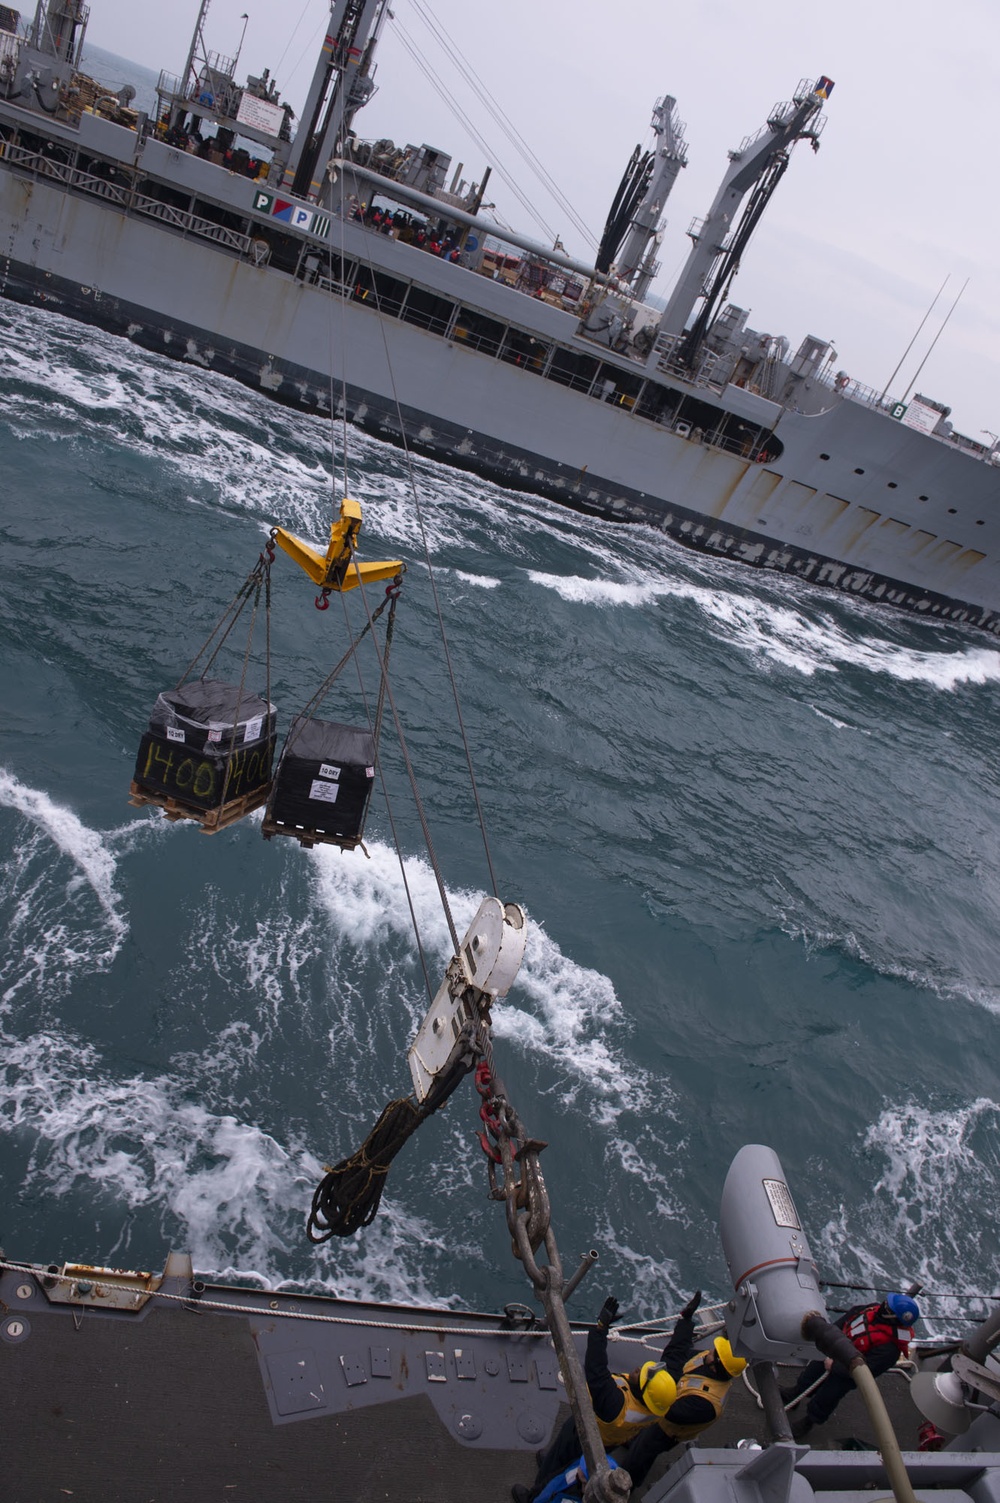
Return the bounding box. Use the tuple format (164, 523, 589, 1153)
(2, 291, 1000, 1336)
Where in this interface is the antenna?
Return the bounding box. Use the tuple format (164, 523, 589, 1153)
(880, 274, 948, 402)
(902, 278, 970, 404)
(233, 12, 248, 75)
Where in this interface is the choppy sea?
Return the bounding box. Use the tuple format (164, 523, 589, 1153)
(3, 59, 1000, 1330)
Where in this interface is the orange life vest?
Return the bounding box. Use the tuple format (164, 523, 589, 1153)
(844, 1305, 911, 1358)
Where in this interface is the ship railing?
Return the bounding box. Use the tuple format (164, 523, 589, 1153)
(2, 142, 128, 205)
(130, 191, 250, 252)
(131, 193, 195, 231)
(812, 367, 887, 412)
(75, 172, 130, 205)
(0, 137, 254, 253)
(156, 71, 182, 101)
(315, 271, 352, 298)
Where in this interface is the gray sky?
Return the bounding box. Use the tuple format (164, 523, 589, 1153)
(84, 0, 1000, 442)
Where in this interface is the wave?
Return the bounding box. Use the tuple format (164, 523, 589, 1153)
(781, 913, 1000, 1019)
(307, 838, 652, 1122)
(526, 561, 1000, 689)
(812, 1097, 1000, 1329)
(0, 769, 132, 1004)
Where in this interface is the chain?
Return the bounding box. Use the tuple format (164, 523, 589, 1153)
(474, 1060, 630, 1503)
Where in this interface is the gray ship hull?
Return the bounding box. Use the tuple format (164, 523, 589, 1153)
(2, 127, 999, 634)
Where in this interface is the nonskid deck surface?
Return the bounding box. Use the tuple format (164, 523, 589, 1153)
(2, 1265, 927, 1503)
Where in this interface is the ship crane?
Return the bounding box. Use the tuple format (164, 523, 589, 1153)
(655, 76, 833, 369)
(583, 94, 687, 347)
(283, 0, 390, 202)
(596, 95, 688, 300)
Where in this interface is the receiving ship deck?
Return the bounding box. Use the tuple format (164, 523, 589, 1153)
(2, 1259, 930, 1503)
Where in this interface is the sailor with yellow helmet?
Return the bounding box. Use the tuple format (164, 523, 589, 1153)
(619, 1331, 748, 1489)
(512, 1289, 702, 1503)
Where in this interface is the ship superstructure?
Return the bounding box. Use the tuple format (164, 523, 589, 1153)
(1, 0, 998, 633)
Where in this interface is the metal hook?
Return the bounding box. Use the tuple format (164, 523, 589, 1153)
(315, 589, 331, 611)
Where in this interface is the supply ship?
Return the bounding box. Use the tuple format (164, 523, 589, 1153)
(2, 1, 999, 634)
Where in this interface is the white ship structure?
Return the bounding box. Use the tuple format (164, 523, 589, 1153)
(2, 0, 999, 632)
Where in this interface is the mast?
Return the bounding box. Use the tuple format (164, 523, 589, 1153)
(32, 0, 87, 66)
(656, 75, 833, 362)
(282, 0, 390, 201)
(173, 0, 212, 129)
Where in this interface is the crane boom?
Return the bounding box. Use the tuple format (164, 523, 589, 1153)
(655, 76, 833, 360)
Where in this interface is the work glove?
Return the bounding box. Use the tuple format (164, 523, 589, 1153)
(596, 1295, 620, 1331)
(679, 1289, 702, 1321)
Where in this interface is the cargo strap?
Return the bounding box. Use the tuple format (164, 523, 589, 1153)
(165, 532, 276, 814)
(174, 531, 276, 692)
(283, 574, 402, 761)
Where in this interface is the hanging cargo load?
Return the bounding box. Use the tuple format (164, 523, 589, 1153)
(263, 717, 376, 850)
(130, 678, 278, 832)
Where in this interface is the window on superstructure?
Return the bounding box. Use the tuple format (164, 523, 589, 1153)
(595, 364, 643, 411)
(400, 287, 456, 336)
(352, 266, 408, 317)
(499, 328, 550, 372)
(546, 349, 601, 393)
(452, 308, 506, 357)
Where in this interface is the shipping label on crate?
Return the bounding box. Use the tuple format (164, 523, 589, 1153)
(309, 779, 340, 803)
(318, 763, 341, 780)
(244, 717, 263, 743)
(166, 726, 185, 742)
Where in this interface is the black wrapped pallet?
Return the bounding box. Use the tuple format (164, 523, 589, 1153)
(131, 678, 277, 830)
(264, 716, 376, 848)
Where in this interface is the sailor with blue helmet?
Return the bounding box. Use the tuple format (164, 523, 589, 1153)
(782, 1291, 921, 1438)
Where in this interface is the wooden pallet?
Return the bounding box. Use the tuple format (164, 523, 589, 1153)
(260, 814, 368, 853)
(128, 780, 271, 833)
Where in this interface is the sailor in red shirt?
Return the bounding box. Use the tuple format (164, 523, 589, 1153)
(782, 1292, 920, 1438)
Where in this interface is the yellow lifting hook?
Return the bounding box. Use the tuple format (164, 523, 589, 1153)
(273, 498, 402, 594)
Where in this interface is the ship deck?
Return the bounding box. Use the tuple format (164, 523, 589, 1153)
(3, 1261, 931, 1503)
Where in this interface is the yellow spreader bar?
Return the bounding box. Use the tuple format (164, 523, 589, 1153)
(274, 498, 402, 592)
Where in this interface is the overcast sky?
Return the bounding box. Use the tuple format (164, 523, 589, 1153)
(82, 0, 1000, 442)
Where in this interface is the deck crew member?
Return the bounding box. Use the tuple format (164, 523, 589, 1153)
(511, 1290, 702, 1503)
(618, 1335, 747, 1488)
(782, 1292, 920, 1439)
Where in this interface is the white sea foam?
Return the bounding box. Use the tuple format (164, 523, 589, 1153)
(808, 704, 867, 731)
(589, 1211, 685, 1323)
(812, 1097, 1000, 1329)
(308, 838, 653, 1120)
(1, 1026, 320, 1279)
(527, 560, 1000, 690)
(0, 771, 130, 1005)
(783, 914, 1000, 1018)
(0, 770, 123, 931)
(865, 1097, 1000, 1213)
(0, 1017, 485, 1301)
(453, 569, 502, 589)
(527, 571, 677, 609)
